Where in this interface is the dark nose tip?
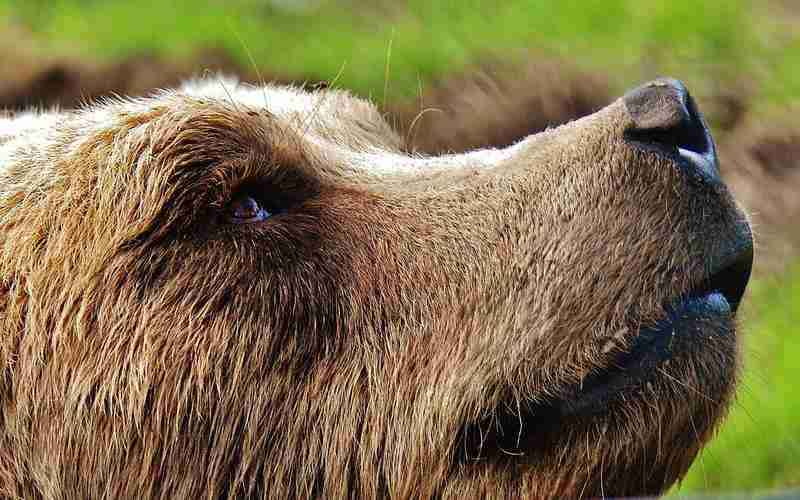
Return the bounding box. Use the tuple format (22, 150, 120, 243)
(624, 78, 719, 181)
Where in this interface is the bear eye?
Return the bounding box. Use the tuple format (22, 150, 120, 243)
(227, 194, 275, 223)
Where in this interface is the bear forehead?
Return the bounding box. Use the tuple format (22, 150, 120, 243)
(180, 78, 336, 116)
(0, 77, 398, 172)
(178, 77, 403, 152)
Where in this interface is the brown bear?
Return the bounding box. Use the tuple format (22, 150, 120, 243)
(0, 77, 753, 499)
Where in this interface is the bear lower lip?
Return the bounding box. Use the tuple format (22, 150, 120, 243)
(458, 238, 750, 462)
(547, 225, 751, 418)
(457, 291, 736, 464)
(552, 291, 733, 418)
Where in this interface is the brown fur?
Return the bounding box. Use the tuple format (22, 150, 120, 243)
(0, 78, 747, 498)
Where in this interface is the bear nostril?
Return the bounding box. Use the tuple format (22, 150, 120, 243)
(624, 78, 719, 181)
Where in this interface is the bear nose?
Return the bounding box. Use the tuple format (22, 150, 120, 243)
(624, 78, 719, 182)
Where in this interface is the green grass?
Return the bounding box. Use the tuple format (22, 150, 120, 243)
(1, 0, 800, 493)
(1, 0, 797, 108)
(675, 266, 800, 494)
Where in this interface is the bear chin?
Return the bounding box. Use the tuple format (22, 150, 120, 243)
(454, 244, 751, 497)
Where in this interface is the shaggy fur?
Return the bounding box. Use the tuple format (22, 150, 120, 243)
(0, 77, 747, 498)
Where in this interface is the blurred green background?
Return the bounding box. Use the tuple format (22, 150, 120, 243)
(3, 0, 800, 108)
(1, 0, 798, 495)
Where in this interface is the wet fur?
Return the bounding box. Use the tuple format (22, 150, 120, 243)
(0, 78, 744, 498)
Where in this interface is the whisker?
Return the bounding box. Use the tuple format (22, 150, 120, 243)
(687, 411, 708, 490)
(382, 27, 395, 110)
(226, 18, 269, 110)
(217, 78, 240, 112)
(406, 107, 444, 153)
(577, 428, 592, 499)
(598, 429, 606, 500)
(657, 367, 715, 404)
(515, 396, 523, 450)
(298, 61, 348, 137)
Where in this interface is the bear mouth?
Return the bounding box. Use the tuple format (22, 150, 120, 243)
(554, 238, 753, 417)
(457, 235, 753, 463)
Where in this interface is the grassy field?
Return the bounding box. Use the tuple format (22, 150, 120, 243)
(1, 0, 799, 109)
(1, 0, 799, 495)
